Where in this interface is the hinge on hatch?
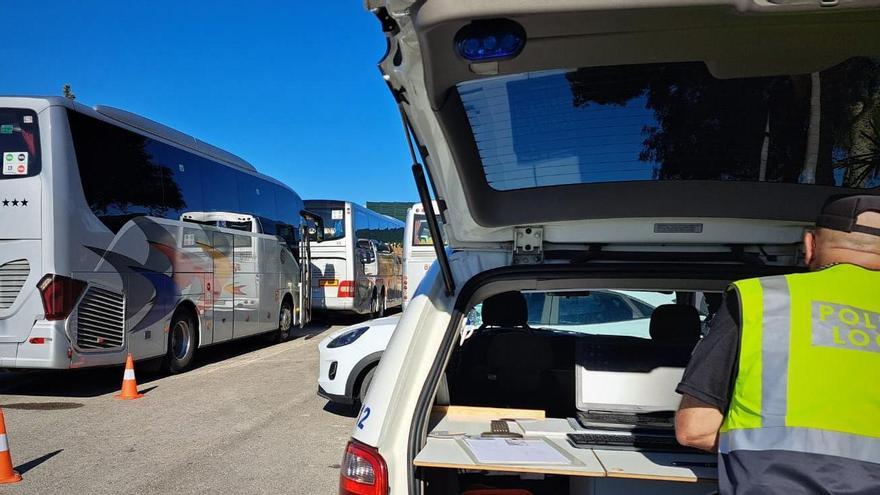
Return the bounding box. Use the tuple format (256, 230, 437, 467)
(513, 226, 544, 265)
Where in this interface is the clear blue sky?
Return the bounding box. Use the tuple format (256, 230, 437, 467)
(1, 1, 416, 205)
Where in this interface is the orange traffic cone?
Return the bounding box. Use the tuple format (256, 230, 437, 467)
(115, 353, 144, 400)
(0, 408, 22, 484)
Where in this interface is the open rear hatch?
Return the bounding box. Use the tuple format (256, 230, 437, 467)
(373, 0, 880, 255)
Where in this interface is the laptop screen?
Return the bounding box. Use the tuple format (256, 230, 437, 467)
(574, 315, 699, 413)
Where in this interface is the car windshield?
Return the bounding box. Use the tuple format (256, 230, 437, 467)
(457, 57, 880, 191)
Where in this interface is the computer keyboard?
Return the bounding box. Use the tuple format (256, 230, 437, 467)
(579, 410, 674, 427)
(567, 432, 696, 452)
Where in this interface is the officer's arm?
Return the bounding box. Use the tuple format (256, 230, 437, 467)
(675, 394, 723, 452)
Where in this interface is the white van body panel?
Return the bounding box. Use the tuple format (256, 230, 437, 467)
(351, 249, 508, 482)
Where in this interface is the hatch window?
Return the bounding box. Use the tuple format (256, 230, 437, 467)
(458, 57, 880, 191)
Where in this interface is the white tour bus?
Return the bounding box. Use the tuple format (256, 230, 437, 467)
(402, 202, 438, 309)
(338, 2, 880, 495)
(304, 200, 404, 317)
(0, 97, 314, 372)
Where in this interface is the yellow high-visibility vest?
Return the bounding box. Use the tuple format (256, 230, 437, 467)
(720, 263, 880, 465)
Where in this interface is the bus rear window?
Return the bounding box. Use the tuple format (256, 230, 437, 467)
(0, 108, 41, 179)
(411, 213, 434, 246)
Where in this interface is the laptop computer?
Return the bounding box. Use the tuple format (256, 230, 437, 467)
(569, 339, 694, 452)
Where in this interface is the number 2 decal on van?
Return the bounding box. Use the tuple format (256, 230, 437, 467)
(357, 406, 371, 430)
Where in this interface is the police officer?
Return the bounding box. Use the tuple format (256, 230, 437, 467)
(675, 195, 880, 494)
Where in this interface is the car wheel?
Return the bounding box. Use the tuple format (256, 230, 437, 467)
(358, 366, 377, 405)
(164, 308, 196, 374)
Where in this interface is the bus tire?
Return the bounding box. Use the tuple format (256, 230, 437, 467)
(358, 366, 377, 405)
(370, 290, 379, 319)
(164, 308, 197, 374)
(268, 298, 293, 344)
(377, 289, 386, 318)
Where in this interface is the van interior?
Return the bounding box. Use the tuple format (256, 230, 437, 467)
(418, 279, 739, 495)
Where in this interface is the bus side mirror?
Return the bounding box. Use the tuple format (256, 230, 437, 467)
(358, 248, 375, 265)
(300, 210, 324, 243)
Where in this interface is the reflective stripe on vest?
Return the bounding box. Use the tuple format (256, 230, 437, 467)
(720, 265, 880, 466)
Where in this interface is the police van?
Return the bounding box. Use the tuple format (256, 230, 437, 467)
(341, 1, 880, 494)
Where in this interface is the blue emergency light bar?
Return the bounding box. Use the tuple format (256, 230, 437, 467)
(455, 20, 526, 62)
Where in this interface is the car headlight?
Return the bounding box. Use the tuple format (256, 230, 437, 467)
(327, 326, 369, 348)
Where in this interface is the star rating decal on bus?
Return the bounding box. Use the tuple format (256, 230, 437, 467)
(2, 198, 27, 207)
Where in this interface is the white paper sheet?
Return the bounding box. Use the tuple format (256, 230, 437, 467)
(463, 438, 571, 465)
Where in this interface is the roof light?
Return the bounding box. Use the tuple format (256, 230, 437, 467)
(455, 19, 526, 62)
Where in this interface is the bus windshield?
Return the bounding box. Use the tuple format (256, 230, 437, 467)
(411, 213, 433, 246)
(0, 108, 41, 179)
(308, 206, 346, 241)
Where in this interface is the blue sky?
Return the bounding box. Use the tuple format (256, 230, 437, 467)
(1, 1, 415, 205)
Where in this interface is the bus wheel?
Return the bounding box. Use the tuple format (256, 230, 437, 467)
(377, 290, 386, 318)
(268, 299, 293, 344)
(165, 309, 196, 374)
(370, 291, 379, 319)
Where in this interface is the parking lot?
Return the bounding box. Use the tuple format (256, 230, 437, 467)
(0, 320, 360, 494)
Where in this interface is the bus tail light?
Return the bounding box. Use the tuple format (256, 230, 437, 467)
(338, 280, 355, 298)
(402, 276, 408, 300)
(339, 440, 388, 495)
(37, 274, 87, 321)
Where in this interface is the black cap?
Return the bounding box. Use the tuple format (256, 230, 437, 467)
(816, 195, 880, 237)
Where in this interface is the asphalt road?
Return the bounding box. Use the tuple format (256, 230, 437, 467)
(0, 319, 362, 494)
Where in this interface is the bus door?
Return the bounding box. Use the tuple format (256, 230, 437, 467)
(298, 224, 312, 327)
(211, 231, 235, 342)
(297, 211, 325, 326)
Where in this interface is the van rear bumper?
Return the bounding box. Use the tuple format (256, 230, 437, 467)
(0, 321, 72, 369)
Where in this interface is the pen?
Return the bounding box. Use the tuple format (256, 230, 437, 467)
(671, 461, 718, 468)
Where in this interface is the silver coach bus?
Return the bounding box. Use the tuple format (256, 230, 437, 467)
(304, 200, 404, 317)
(0, 97, 314, 372)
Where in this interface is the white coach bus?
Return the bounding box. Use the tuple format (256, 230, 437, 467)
(0, 96, 315, 372)
(304, 200, 404, 317)
(402, 202, 438, 310)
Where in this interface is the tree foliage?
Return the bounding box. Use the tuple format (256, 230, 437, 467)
(565, 57, 880, 188)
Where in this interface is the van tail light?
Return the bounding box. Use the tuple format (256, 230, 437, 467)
(338, 280, 355, 298)
(37, 274, 87, 321)
(339, 440, 388, 495)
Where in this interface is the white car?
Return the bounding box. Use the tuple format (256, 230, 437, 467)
(338, 2, 878, 495)
(318, 315, 401, 406)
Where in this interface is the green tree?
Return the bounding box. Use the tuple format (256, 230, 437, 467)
(62, 84, 76, 100)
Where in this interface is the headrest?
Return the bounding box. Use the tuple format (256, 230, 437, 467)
(649, 304, 701, 344)
(481, 291, 529, 328)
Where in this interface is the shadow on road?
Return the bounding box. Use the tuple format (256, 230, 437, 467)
(322, 401, 359, 419)
(0, 320, 340, 399)
(15, 449, 63, 475)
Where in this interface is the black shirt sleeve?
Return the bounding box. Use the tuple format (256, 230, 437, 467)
(675, 290, 741, 413)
